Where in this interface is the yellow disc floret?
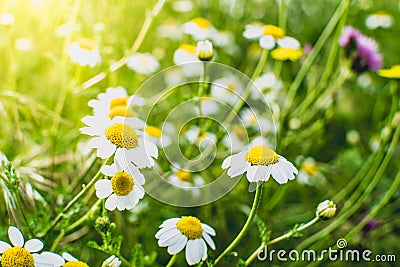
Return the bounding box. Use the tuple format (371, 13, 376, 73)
(245, 146, 279, 166)
(110, 97, 128, 109)
(63, 261, 89, 267)
(76, 38, 96, 51)
(108, 106, 134, 119)
(104, 123, 138, 149)
(145, 125, 162, 138)
(192, 17, 211, 28)
(0, 247, 34, 267)
(271, 47, 303, 61)
(176, 216, 203, 240)
(301, 162, 318, 176)
(262, 25, 285, 39)
(111, 171, 134, 196)
(176, 170, 192, 182)
(179, 44, 197, 54)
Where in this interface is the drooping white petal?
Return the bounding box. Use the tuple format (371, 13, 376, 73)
(185, 239, 202, 265)
(96, 139, 116, 159)
(221, 155, 232, 169)
(0, 241, 11, 252)
(201, 223, 216, 236)
(24, 239, 43, 252)
(125, 147, 154, 168)
(62, 252, 78, 262)
(167, 234, 187, 255)
(271, 164, 288, 184)
(202, 232, 215, 250)
(9, 226, 24, 247)
(105, 194, 118, 211)
(259, 35, 276, 50)
(200, 238, 208, 260)
(95, 179, 113, 199)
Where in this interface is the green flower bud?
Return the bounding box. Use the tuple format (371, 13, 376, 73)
(196, 40, 213, 61)
(316, 200, 336, 220)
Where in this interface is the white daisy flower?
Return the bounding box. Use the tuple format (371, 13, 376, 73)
(297, 157, 325, 186)
(365, 12, 393, 29)
(144, 125, 171, 148)
(156, 216, 216, 265)
(0, 226, 43, 267)
(182, 17, 217, 40)
(14, 38, 33, 51)
(222, 124, 249, 153)
(241, 108, 273, 134)
(184, 126, 216, 148)
(126, 52, 160, 75)
(212, 30, 233, 47)
(157, 20, 183, 40)
(196, 40, 213, 61)
(251, 72, 282, 101)
(102, 255, 122, 267)
(196, 96, 220, 116)
(222, 146, 298, 183)
(88, 86, 145, 119)
(168, 166, 204, 196)
(61, 252, 89, 267)
(0, 13, 14, 26)
(80, 116, 158, 167)
(96, 161, 145, 211)
(67, 38, 101, 67)
(173, 44, 201, 77)
(210, 75, 244, 106)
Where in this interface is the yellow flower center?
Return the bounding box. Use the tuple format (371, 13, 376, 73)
(0, 247, 34, 267)
(227, 82, 235, 92)
(76, 38, 96, 51)
(145, 125, 162, 138)
(63, 261, 89, 267)
(262, 25, 285, 39)
(108, 106, 134, 119)
(104, 123, 138, 149)
(110, 97, 128, 109)
(176, 216, 203, 240)
(179, 44, 197, 54)
(245, 146, 279, 165)
(176, 170, 192, 182)
(301, 162, 318, 176)
(271, 47, 303, 61)
(111, 171, 134, 196)
(192, 17, 211, 29)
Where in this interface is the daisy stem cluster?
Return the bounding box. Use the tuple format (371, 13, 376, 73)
(214, 184, 263, 265)
(245, 216, 320, 266)
(73, 0, 166, 93)
(40, 157, 112, 237)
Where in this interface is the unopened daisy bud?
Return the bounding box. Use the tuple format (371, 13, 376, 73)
(316, 200, 337, 220)
(95, 216, 111, 232)
(102, 255, 122, 267)
(196, 40, 213, 61)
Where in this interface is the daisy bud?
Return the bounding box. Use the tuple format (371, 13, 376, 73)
(95, 216, 111, 232)
(196, 40, 213, 61)
(102, 255, 122, 267)
(316, 200, 336, 220)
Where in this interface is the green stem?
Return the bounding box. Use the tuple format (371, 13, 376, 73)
(214, 184, 264, 265)
(50, 229, 65, 251)
(0, 172, 14, 188)
(166, 254, 178, 267)
(74, 0, 167, 93)
(245, 216, 320, 266)
(39, 157, 111, 237)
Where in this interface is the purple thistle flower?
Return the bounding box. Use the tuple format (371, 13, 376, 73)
(339, 25, 383, 73)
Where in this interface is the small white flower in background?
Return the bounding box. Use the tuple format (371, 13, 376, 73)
(61, 252, 89, 266)
(14, 38, 33, 51)
(144, 125, 172, 148)
(0, 13, 15, 26)
(365, 11, 393, 29)
(184, 126, 216, 148)
(126, 52, 160, 75)
(172, 0, 193, 12)
(196, 96, 220, 116)
(0, 226, 43, 267)
(88, 86, 145, 119)
(196, 40, 213, 61)
(96, 161, 145, 211)
(94, 22, 105, 32)
(223, 124, 249, 153)
(80, 116, 158, 167)
(156, 216, 216, 265)
(182, 17, 217, 40)
(251, 72, 282, 101)
(212, 30, 233, 47)
(157, 20, 183, 40)
(241, 108, 274, 134)
(297, 157, 325, 186)
(54, 22, 82, 37)
(67, 37, 101, 67)
(168, 165, 204, 196)
(210, 75, 245, 106)
(222, 146, 297, 183)
(102, 255, 121, 267)
(173, 44, 202, 76)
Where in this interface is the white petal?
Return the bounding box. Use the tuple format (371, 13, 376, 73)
(158, 231, 182, 247)
(156, 227, 175, 239)
(24, 239, 43, 252)
(129, 95, 146, 107)
(185, 239, 201, 265)
(221, 155, 232, 169)
(160, 218, 180, 229)
(142, 139, 159, 158)
(201, 223, 216, 236)
(96, 139, 116, 159)
(259, 35, 276, 50)
(95, 180, 113, 199)
(277, 36, 300, 49)
(117, 196, 130, 211)
(9, 226, 24, 247)
(271, 165, 288, 184)
(200, 238, 208, 260)
(202, 232, 215, 250)
(167, 234, 187, 255)
(0, 241, 11, 252)
(37, 251, 65, 266)
(100, 164, 117, 176)
(105, 194, 118, 211)
(125, 147, 154, 168)
(62, 252, 77, 261)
